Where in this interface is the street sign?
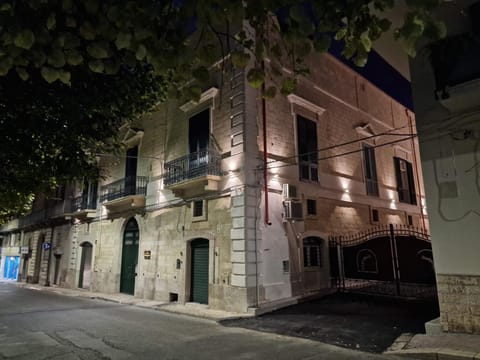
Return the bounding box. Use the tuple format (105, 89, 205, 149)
(42, 242, 51, 251)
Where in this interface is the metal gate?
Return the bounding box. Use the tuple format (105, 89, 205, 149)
(329, 224, 436, 299)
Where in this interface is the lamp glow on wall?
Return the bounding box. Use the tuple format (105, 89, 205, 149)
(340, 178, 352, 202)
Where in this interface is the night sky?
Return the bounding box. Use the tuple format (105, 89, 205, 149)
(329, 40, 414, 111)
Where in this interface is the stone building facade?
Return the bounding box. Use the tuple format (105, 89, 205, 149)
(1, 50, 426, 313)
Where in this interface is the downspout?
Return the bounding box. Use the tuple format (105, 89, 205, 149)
(406, 108, 427, 231)
(261, 62, 272, 226)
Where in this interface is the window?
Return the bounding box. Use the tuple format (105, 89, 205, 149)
(303, 237, 323, 267)
(371, 209, 379, 223)
(192, 200, 207, 221)
(297, 115, 318, 182)
(306, 199, 317, 216)
(394, 157, 417, 205)
(363, 144, 379, 196)
(81, 179, 98, 210)
(408, 215, 413, 226)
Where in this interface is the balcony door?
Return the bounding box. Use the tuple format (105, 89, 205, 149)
(189, 109, 210, 176)
(125, 146, 138, 196)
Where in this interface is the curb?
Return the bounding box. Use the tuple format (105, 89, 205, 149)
(2, 281, 250, 322)
(385, 348, 480, 360)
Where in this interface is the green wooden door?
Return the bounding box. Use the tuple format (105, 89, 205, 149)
(120, 218, 139, 295)
(191, 239, 209, 304)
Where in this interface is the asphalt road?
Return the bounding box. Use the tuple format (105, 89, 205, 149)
(0, 283, 414, 360)
(222, 292, 439, 353)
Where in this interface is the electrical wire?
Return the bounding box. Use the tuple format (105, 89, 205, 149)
(265, 124, 411, 167)
(262, 134, 417, 171)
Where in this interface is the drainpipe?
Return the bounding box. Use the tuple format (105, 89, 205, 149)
(261, 64, 272, 226)
(406, 108, 427, 231)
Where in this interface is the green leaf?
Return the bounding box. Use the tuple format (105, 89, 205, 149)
(104, 60, 120, 74)
(192, 66, 209, 83)
(13, 55, 28, 67)
(58, 70, 71, 85)
(84, 0, 99, 14)
(65, 50, 83, 65)
(31, 50, 46, 66)
(135, 28, 153, 41)
(378, 18, 391, 32)
(0, 60, 12, 76)
(280, 78, 296, 95)
(185, 85, 202, 102)
(62, 0, 73, 12)
(295, 40, 312, 58)
(335, 28, 347, 41)
(0, 3, 12, 11)
(14, 30, 35, 50)
(46, 13, 56, 30)
(79, 22, 96, 40)
(135, 44, 147, 60)
(360, 33, 372, 52)
(314, 35, 331, 52)
(41, 66, 59, 83)
(16, 67, 29, 80)
(63, 33, 81, 49)
(115, 32, 132, 50)
(47, 49, 65, 68)
(246, 68, 265, 89)
(65, 16, 77, 28)
(88, 60, 104, 73)
(263, 86, 277, 99)
(87, 42, 110, 59)
(354, 54, 368, 67)
(342, 42, 356, 59)
(107, 6, 120, 21)
(290, 5, 306, 23)
(231, 50, 250, 68)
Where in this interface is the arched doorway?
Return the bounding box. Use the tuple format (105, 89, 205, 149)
(190, 238, 209, 304)
(78, 242, 93, 289)
(120, 218, 139, 295)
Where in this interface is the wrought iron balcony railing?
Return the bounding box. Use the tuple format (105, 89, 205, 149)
(100, 176, 148, 203)
(18, 202, 68, 228)
(71, 193, 98, 212)
(18, 210, 46, 228)
(163, 149, 222, 187)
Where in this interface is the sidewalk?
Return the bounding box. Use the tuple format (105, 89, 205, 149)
(7, 280, 251, 321)
(385, 332, 480, 359)
(4, 280, 480, 359)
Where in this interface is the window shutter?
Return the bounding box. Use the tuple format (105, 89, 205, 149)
(406, 162, 417, 205)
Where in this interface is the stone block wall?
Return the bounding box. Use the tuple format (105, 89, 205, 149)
(437, 274, 480, 334)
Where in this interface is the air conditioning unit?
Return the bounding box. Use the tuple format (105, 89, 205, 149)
(282, 184, 297, 199)
(283, 200, 303, 220)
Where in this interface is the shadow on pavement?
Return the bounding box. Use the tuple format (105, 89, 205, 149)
(220, 292, 439, 353)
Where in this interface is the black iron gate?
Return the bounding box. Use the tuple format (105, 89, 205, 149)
(329, 224, 436, 299)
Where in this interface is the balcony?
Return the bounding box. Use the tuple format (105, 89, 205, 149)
(67, 194, 98, 220)
(100, 176, 148, 215)
(164, 149, 222, 198)
(430, 33, 480, 113)
(18, 201, 69, 229)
